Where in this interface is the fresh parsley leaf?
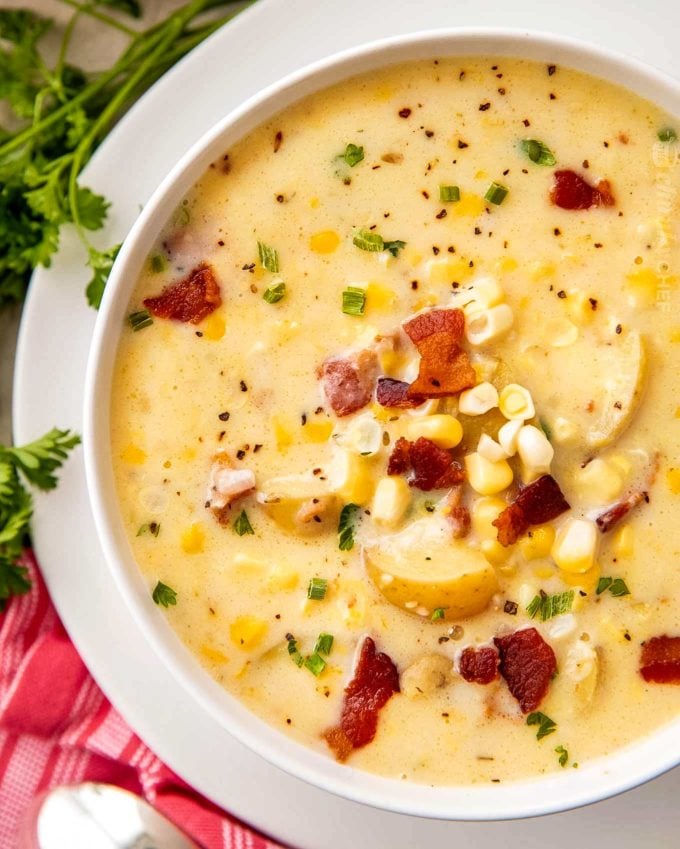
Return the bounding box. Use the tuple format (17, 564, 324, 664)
(520, 138, 557, 166)
(526, 589, 574, 622)
(4, 428, 80, 490)
(338, 503, 360, 551)
(233, 509, 254, 536)
(596, 576, 630, 597)
(98, 0, 143, 19)
(431, 607, 446, 621)
(383, 239, 406, 257)
(527, 711, 557, 740)
(0, 9, 51, 45)
(152, 581, 177, 607)
(555, 745, 569, 767)
(86, 243, 120, 308)
(342, 143, 364, 167)
(76, 186, 110, 231)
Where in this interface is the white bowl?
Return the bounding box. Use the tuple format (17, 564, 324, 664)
(84, 28, 680, 821)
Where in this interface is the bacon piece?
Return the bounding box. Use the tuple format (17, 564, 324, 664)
(550, 170, 615, 210)
(376, 377, 425, 409)
(494, 628, 557, 713)
(387, 437, 465, 491)
(596, 490, 648, 533)
(459, 646, 500, 684)
(143, 263, 221, 324)
(324, 637, 400, 762)
(640, 636, 680, 684)
(387, 436, 412, 475)
(444, 485, 470, 539)
(206, 454, 255, 524)
(493, 474, 570, 546)
(318, 349, 378, 417)
(402, 309, 476, 398)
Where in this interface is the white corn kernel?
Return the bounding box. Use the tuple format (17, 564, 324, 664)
(477, 433, 508, 462)
(471, 496, 506, 540)
(336, 414, 382, 456)
(465, 452, 514, 495)
(463, 275, 505, 313)
(406, 398, 440, 417)
(372, 476, 411, 527)
(498, 419, 523, 456)
(552, 518, 598, 574)
(406, 414, 463, 448)
(517, 425, 554, 481)
(575, 458, 627, 506)
(546, 613, 578, 641)
(551, 416, 578, 444)
(465, 304, 514, 346)
(499, 384, 535, 421)
(458, 382, 499, 416)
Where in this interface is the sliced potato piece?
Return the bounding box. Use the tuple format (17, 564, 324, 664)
(364, 518, 498, 619)
(257, 474, 338, 533)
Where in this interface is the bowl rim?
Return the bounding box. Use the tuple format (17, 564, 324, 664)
(84, 26, 680, 821)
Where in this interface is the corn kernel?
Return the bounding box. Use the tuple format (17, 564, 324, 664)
(517, 425, 554, 481)
(401, 247, 423, 267)
(566, 289, 596, 326)
(266, 565, 299, 591)
(494, 257, 519, 274)
(405, 414, 463, 448)
(425, 256, 474, 285)
(453, 193, 485, 217)
(230, 616, 268, 650)
(202, 313, 226, 341)
(200, 645, 229, 664)
(551, 416, 578, 444)
(499, 384, 535, 421)
(465, 453, 514, 496)
(532, 563, 556, 579)
(465, 304, 514, 346)
(575, 457, 626, 505)
(667, 468, 680, 494)
(498, 419, 522, 456)
(612, 525, 634, 559)
(458, 382, 499, 416)
(333, 450, 374, 505)
(120, 444, 147, 465)
(232, 553, 266, 577)
(519, 525, 556, 561)
(528, 260, 556, 281)
(271, 415, 293, 450)
(477, 433, 507, 463)
(464, 275, 505, 312)
(481, 539, 511, 565)
(366, 281, 395, 312)
(309, 230, 340, 254)
(180, 522, 205, 554)
(372, 476, 411, 527)
(301, 420, 333, 443)
(626, 267, 659, 306)
(309, 197, 320, 209)
(471, 496, 506, 539)
(552, 518, 598, 574)
(560, 563, 601, 593)
(671, 328, 680, 343)
(338, 414, 382, 456)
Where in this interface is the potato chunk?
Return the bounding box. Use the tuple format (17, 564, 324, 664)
(257, 474, 338, 533)
(364, 518, 498, 619)
(401, 654, 453, 698)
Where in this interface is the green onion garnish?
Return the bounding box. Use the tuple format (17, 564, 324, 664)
(150, 253, 166, 273)
(338, 503, 360, 550)
(128, 309, 153, 332)
(233, 509, 254, 536)
(286, 634, 304, 667)
(526, 590, 574, 622)
(526, 711, 557, 740)
(263, 281, 286, 303)
(485, 182, 509, 205)
(137, 522, 160, 537)
(596, 576, 630, 597)
(152, 581, 177, 608)
(342, 143, 365, 167)
(520, 138, 557, 166)
(431, 607, 446, 621)
(304, 653, 327, 676)
(342, 286, 366, 316)
(658, 127, 677, 143)
(314, 632, 334, 655)
(352, 228, 384, 252)
(307, 577, 328, 601)
(257, 240, 280, 273)
(439, 185, 461, 202)
(555, 745, 569, 767)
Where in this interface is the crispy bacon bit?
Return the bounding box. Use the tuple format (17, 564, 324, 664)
(387, 436, 412, 475)
(387, 437, 465, 491)
(324, 637, 400, 762)
(494, 628, 557, 713)
(550, 170, 615, 210)
(640, 636, 680, 684)
(596, 490, 648, 533)
(493, 474, 570, 546)
(318, 349, 378, 417)
(402, 309, 476, 398)
(444, 485, 471, 539)
(143, 264, 221, 324)
(376, 377, 425, 409)
(459, 646, 499, 684)
(206, 454, 255, 524)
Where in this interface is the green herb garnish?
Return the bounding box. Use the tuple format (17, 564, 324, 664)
(342, 143, 364, 167)
(527, 711, 557, 740)
(286, 634, 304, 667)
(263, 281, 286, 304)
(383, 239, 406, 257)
(520, 138, 557, 166)
(526, 590, 574, 621)
(538, 418, 552, 441)
(596, 576, 631, 597)
(257, 241, 279, 273)
(431, 607, 446, 621)
(555, 745, 569, 767)
(304, 652, 327, 676)
(485, 182, 508, 205)
(314, 632, 334, 655)
(658, 127, 677, 143)
(137, 522, 160, 537)
(150, 253, 166, 273)
(233, 509, 254, 536)
(338, 503, 360, 550)
(342, 286, 366, 316)
(152, 581, 177, 608)
(352, 228, 384, 252)
(439, 185, 461, 202)
(307, 577, 328, 601)
(128, 309, 153, 331)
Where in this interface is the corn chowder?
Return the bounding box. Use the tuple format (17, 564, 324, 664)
(111, 57, 680, 785)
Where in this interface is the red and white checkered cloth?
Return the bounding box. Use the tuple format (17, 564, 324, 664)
(0, 551, 286, 849)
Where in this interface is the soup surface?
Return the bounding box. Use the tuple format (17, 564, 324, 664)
(111, 57, 680, 785)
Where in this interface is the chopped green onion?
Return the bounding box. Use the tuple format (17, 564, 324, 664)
(304, 652, 327, 676)
(439, 185, 461, 202)
(352, 228, 384, 252)
(539, 418, 552, 441)
(520, 138, 557, 166)
(314, 632, 334, 656)
(173, 205, 190, 226)
(526, 590, 574, 622)
(597, 576, 630, 597)
(286, 634, 304, 667)
(527, 711, 557, 740)
(233, 509, 254, 536)
(342, 286, 366, 316)
(555, 745, 569, 767)
(307, 577, 328, 601)
(485, 181, 509, 205)
(150, 253, 166, 273)
(658, 127, 677, 142)
(137, 522, 160, 537)
(338, 503, 360, 550)
(431, 607, 446, 621)
(152, 581, 177, 608)
(383, 239, 406, 257)
(128, 309, 153, 331)
(257, 240, 280, 273)
(342, 143, 365, 167)
(263, 281, 286, 304)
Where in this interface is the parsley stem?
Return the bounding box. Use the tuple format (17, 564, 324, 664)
(56, 0, 138, 37)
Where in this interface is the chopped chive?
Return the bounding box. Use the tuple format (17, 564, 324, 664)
(485, 181, 508, 205)
(233, 509, 254, 536)
(439, 185, 461, 202)
(527, 711, 557, 740)
(257, 240, 280, 273)
(304, 652, 327, 676)
(431, 607, 446, 621)
(527, 590, 574, 622)
(152, 581, 177, 608)
(342, 286, 366, 316)
(352, 228, 384, 252)
(342, 143, 365, 167)
(555, 745, 569, 767)
(263, 281, 286, 303)
(137, 522, 160, 537)
(307, 577, 328, 600)
(520, 138, 557, 166)
(338, 503, 360, 550)
(128, 309, 153, 331)
(286, 634, 304, 667)
(658, 127, 677, 142)
(150, 253, 166, 273)
(383, 239, 406, 257)
(314, 632, 334, 656)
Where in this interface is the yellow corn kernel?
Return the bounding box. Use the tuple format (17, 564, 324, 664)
(481, 539, 511, 566)
(200, 645, 229, 664)
(231, 553, 267, 577)
(301, 420, 333, 443)
(120, 444, 146, 464)
(271, 415, 293, 450)
(494, 257, 518, 274)
(528, 260, 555, 281)
(230, 616, 268, 650)
(471, 496, 506, 540)
(180, 522, 205, 554)
(667, 468, 680, 494)
(371, 402, 395, 423)
(309, 230, 340, 254)
(372, 476, 411, 527)
(413, 292, 439, 311)
(405, 414, 463, 449)
(465, 453, 513, 496)
(335, 452, 374, 505)
(309, 197, 320, 209)
(181, 446, 197, 461)
(671, 328, 680, 343)
(560, 563, 601, 593)
(675, 407, 680, 419)
(612, 525, 634, 559)
(499, 384, 535, 421)
(453, 193, 485, 217)
(366, 281, 395, 312)
(519, 525, 556, 561)
(626, 267, 658, 306)
(426, 256, 474, 285)
(202, 313, 226, 341)
(552, 518, 598, 574)
(401, 246, 423, 267)
(566, 289, 596, 326)
(532, 563, 556, 579)
(266, 565, 299, 591)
